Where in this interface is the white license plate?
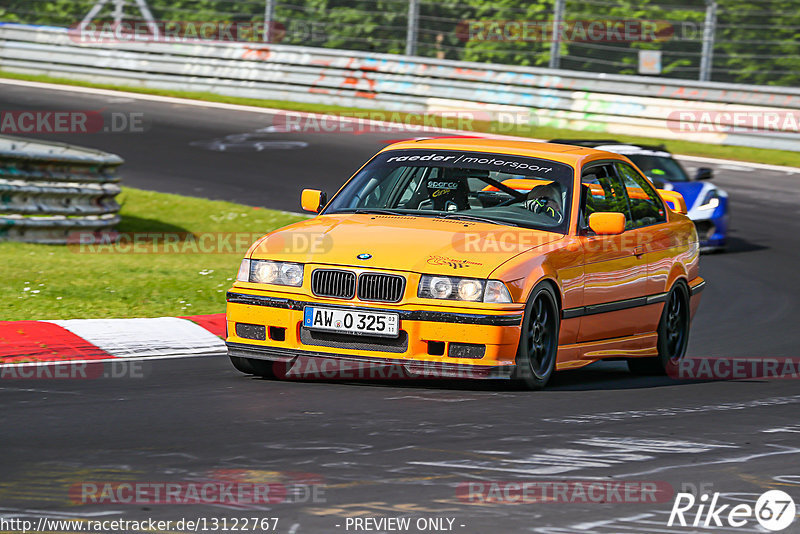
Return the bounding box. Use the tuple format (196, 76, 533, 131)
(303, 306, 399, 338)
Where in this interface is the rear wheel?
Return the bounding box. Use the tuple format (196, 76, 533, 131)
(628, 281, 690, 375)
(513, 283, 559, 390)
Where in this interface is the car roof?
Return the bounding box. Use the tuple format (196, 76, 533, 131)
(593, 144, 673, 158)
(380, 137, 621, 166)
(548, 139, 673, 157)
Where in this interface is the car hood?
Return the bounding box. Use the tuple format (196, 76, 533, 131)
(249, 214, 562, 278)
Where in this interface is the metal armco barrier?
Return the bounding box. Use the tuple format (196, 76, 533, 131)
(1, 24, 798, 151)
(0, 134, 122, 244)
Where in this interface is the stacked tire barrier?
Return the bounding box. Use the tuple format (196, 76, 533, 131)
(0, 24, 799, 150)
(0, 135, 122, 244)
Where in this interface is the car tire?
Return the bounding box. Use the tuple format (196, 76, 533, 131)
(248, 358, 282, 379)
(628, 280, 690, 376)
(513, 283, 560, 390)
(229, 355, 255, 374)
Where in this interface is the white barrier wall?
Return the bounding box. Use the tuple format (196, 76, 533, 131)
(1, 24, 798, 151)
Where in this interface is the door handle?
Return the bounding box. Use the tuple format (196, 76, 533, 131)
(634, 246, 646, 258)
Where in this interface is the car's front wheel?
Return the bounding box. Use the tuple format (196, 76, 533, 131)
(229, 355, 254, 374)
(248, 359, 282, 378)
(628, 280, 690, 375)
(514, 283, 560, 390)
(230, 356, 283, 379)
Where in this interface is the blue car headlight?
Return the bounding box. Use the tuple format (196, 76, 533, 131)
(698, 190, 720, 211)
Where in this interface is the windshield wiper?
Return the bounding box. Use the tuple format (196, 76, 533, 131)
(352, 209, 409, 216)
(438, 213, 518, 227)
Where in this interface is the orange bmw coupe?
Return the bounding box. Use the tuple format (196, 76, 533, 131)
(226, 138, 703, 389)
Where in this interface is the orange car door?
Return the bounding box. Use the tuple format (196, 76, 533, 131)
(614, 161, 673, 334)
(575, 163, 650, 342)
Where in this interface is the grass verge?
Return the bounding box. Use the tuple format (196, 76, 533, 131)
(1, 187, 305, 320)
(2, 70, 799, 168)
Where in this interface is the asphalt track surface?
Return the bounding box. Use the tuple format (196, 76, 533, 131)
(2, 81, 800, 533)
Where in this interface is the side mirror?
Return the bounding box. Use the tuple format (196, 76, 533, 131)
(657, 189, 688, 214)
(588, 212, 626, 235)
(301, 189, 327, 213)
(695, 167, 713, 181)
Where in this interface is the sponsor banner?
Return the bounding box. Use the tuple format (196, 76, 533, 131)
(375, 150, 574, 183)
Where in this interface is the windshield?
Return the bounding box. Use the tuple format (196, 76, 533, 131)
(324, 149, 574, 232)
(627, 154, 689, 184)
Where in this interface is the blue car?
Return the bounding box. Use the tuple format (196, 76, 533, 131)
(551, 140, 729, 251)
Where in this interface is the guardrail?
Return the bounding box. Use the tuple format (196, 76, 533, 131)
(1, 24, 798, 151)
(0, 134, 122, 244)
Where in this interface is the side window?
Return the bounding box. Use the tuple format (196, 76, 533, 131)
(581, 164, 632, 228)
(615, 163, 667, 228)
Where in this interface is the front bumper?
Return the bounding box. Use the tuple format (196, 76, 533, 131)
(227, 342, 514, 379)
(691, 198, 729, 250)
(226, 290, 523, 378)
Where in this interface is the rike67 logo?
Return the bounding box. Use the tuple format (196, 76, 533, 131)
(668, 490, 796, 531)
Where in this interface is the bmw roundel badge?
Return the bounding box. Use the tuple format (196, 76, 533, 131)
(357, 253, 372, 260)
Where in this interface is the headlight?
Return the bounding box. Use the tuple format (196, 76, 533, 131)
(418, 275, 512, 303)
(236, 259, 304, 287)
(698, 189, 720, 210)
(279, 262, 304, 286)
(428, 276, 454, 299)
(252, 260, 280, 284)
(236, 259, 251, 282)
(484, 281, 513, 303)
(458, 279, 483, 301)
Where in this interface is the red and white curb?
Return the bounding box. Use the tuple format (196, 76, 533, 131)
(0, 314, 226, 365)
